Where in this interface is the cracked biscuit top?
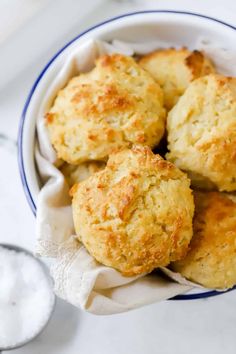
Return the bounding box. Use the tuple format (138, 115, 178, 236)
(139, 48, 215, 110)
(46, 54, 166, 164)
(70, 145, 194, 276)
(166, 74, 236, 192)
(172, 191, 236, 289)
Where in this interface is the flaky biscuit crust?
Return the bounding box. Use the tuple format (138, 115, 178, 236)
(139, 48, 215, 110)
(71, 145, 194, 276)
(60, 161, 106, 188)
(167, 74, 236, 192)
(46, 54, 166, 164)
(172, 191, 236, 289)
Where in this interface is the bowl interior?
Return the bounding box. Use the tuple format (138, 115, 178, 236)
(18, 11, 236, 299)
(19, 12, 236, 212)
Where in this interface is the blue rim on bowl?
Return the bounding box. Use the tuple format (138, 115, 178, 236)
(17, 10, 236, 300)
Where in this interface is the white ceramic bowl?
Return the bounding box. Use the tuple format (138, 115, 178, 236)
(18, 10, 236, 300)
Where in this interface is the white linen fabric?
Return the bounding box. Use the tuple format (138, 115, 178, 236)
(35, 38, 231, 315)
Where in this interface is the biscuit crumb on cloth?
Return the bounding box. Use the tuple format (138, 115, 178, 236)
(70, 145, 194, 276)
(166, 74, 236, 192)
(46, 53, 166, 165)
(139, 48, 215, 110)
(171, 191, 236, 289)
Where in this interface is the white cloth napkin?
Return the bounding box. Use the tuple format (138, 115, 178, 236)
(35, 38, 233, 315)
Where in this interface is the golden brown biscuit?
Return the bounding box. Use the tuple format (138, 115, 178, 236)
(172, 191, 236, 289)
(139, 48, 215, 110)
(60, 161, 106, 188)
(46, 54, 166, 164)
(71, 145, 194, 276)
(166, 74, 236, 192)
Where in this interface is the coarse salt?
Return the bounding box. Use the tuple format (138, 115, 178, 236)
(0, 246, 54, 349)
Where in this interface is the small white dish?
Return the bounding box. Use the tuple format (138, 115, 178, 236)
(18, 10, 236, 300)
(0, 243, 55, 351)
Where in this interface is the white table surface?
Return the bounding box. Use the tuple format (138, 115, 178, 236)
(0, 1, 236, 353)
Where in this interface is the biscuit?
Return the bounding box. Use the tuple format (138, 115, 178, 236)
(171, 191, 236, 289)
(71, 145, 194, 276)
(60, 161, 106, 188)
(139, 48, 215, 110)
(46, 54, 166, 164)
(166, 74, 236, 192)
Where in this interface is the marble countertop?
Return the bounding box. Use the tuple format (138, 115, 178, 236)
(0, 1, 236, 353)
